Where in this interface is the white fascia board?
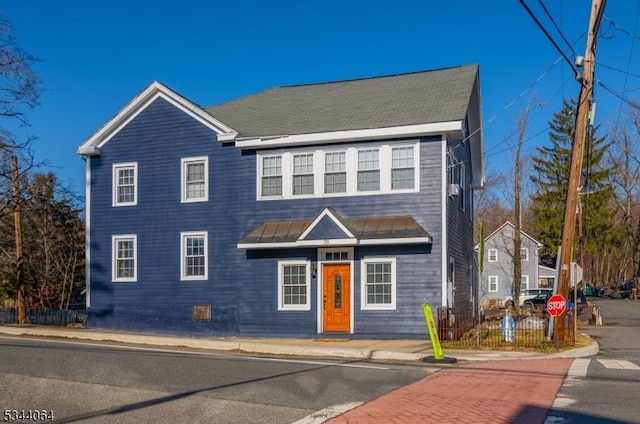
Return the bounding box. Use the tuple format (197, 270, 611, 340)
(77, 81, 238, 156)
(235, 121, 463, 150)
(238, 237, 430, 249)
(359, 237, 431, 245)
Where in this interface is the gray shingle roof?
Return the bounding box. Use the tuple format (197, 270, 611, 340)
(206, 65, 478, 138)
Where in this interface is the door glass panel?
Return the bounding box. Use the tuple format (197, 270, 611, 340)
(334, 274, 342, 309)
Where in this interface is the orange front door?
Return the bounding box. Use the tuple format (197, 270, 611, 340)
(323, 264, 351, 332)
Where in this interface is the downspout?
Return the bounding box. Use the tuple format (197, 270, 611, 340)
(441, 136, 448, 307)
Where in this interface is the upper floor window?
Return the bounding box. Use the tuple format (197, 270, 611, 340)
(488, 249, 498, 262)
(182, 157, 208, 202)
(261, 155, 283, 197)
(324, 151, 346, 194)
(520, 248, 529, 261)
(257, 142, 419, 200)
(112, 234, 137, 282)
(113, 162, 137, 206)
(357, 149, 380, 192)
(391, 146, 415, 190)
(181, 231, 208, 280)
(293, 153, 314, 196)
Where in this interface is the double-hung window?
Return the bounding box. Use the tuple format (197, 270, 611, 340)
(520, 248, 529, 261)
(292, 153, 314, 195)
(357, 149, 380, 192)
(324, 151, 346, 194)
(278, 261, 310, 310)
(391, 146, 415, 190)
(488, 276, 498, 292)
(182, 157, 208, 202)
(261, 155, 283, 197)
(113, 163, 137, 206)
(488, 249, 498, 262)
(112, 235, 137, 282)
(521, 275, 529, 291)
(181, 231, 208, 280)
(361, 257, 396, 310)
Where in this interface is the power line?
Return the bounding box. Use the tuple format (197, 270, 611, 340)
(518, 0, 580, 76)
(537, 0, 576, 57)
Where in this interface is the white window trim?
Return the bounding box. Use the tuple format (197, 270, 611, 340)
(521, 248, 529, 261)
(488, 249, 498, 262)
(181, 156, 209, 203)
(488, 275, 498, 292)
(180, 231, 208, 281)
(521, 275, 529, 290)
(277, 260, 311, 311)
(360, 257, 396, 311)
(256, 142, 420, 200)
(112, 162, 138, 206)
(112, 234, 137, 282)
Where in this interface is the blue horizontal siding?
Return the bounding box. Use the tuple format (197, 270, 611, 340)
(87, 97, 448, 338)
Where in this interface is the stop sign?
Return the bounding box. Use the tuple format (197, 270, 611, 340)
(547, 294, 567, 316)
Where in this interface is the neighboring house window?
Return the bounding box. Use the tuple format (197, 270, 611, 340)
(112, 235, 137, 282)
(278, 260, 310, 311)
(391, 146, 415, 190)
(292, 153, 314, 195)
(361, 257, 396, 310)
(357, 149, 380, 192)
(488, 276, 498, 292)
(112, 162, 137, 206)
(261, 155, 283, 197)
(521, 275, 529, 290)
(324, 151, 346, 194)
(488, 249, 498, 262)
(181, 231, 208, 280)
(181, 157, 208, 202)
(520, 248, 529, 261)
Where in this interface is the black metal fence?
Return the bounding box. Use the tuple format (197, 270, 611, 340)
(437, 306, 554, 349)
(0, 308, 86, 327)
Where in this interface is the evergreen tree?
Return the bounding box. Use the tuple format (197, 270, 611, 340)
(530, 99, 617, 269)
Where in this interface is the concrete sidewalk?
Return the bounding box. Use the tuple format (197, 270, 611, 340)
(0, 324, 598, 362)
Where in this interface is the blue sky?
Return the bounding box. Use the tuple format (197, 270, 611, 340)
(3, 1, 639, 197)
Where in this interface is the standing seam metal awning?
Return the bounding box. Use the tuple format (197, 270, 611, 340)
(237, 212, 432, 249)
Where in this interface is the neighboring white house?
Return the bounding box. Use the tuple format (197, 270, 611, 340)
(477, 222, 555, 308)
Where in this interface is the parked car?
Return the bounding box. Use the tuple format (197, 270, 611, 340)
(583, 283, 603, 297)
(500, 288, 553, 308)
(522, 292, 553, 311)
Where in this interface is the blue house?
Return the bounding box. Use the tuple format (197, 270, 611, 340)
(77, 65, 485, 338)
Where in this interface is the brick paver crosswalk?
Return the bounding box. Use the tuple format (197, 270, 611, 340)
(326, 358, 573, 424)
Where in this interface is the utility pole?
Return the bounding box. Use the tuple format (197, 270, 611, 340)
(555, 0, 606, 344)
(12, 155, 26, 324)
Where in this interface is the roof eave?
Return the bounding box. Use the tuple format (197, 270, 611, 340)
(235, 121, 463, 150)
(77, 81, 238, 156)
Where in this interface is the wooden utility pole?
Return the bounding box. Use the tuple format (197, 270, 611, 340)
(555, 0, 606, 343)
(12, 155, 26, 324)
(513, 103, 530, 312)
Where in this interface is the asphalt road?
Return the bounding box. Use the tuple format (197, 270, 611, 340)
(546, 296, 640, 424)
(0, 337, 432, 423)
